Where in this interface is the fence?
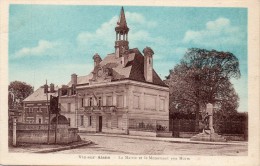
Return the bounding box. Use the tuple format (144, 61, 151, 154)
(171, 118, 248, 140)
(128, 119, 169, 132)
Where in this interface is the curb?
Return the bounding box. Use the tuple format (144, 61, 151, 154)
(82, 133, 247, 146)
(35, 141, 93, 153)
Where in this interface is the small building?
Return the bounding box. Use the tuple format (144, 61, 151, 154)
(22, 83, 58, 124)
(59, 7, 169, 134)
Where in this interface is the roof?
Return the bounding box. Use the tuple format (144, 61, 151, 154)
(115, 7, 129, 32)
(23, 86, 59, 102)
(68, 48, 167, 87)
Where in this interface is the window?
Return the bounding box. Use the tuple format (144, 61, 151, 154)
(98, 97, 102, 106)
(41, 107, 47, 114)
(144, 94, 156, 110)
(25, 108, 29, 114)
(117, 116, 122, 128)
(116, 95, 124, 108)
(68, 118, 71, 126)
(29, 107, 33, 113)
(71, 85, 76, 95)
(61, 88, 68, 96)
(106, 96, 113, 106)
(89, 97, 93, 106)
(67, 103, 71, 112)
(81, 98, 84, 107)
(159, 99, 165, 111)
(89, 116, 92, 126)
(80, 115, 84, 126)
(39, 119, 41, 124)
(133, 95, 140, 109)
(45, 117, 49, 124)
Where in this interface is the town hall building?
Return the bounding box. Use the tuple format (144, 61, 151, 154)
(58, 7, 169, 134)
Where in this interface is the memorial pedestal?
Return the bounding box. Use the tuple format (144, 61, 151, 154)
(190, 103, 227, 142)
(190, 130, 227, 142)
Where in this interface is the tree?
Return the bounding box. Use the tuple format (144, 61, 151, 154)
(8, 81, 34, 108)
(165, 48, 240, 131)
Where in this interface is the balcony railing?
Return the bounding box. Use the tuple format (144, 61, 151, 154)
(82, 106, 117, 113)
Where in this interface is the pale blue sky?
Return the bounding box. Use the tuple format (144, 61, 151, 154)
(9, 5, 247, 112)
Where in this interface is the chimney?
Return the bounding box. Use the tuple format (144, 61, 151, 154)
(44, 84, 48, 93)
(50, 83, 55, 93)
(93, 53, 102, 67)
(71, 73, 77, 85)
(121, 53, 129, 67)
(143, 47, 154, 83)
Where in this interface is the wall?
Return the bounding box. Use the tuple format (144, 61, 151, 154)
(10, 123, 80, 145)
(128, 83, 169, 122)
(23, 101, 50, 124)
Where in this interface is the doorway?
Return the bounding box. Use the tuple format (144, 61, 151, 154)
(99, 116, 102, 132)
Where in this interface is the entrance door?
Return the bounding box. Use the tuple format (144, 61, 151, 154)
(99, 116, 102, 132)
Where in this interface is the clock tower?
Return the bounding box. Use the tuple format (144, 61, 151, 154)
(115, 7, 129, 58)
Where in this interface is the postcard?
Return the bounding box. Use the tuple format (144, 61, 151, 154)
(0, 0, 259, 165)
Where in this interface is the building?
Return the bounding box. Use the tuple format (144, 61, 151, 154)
(59, 7, 169, 134)
(8, 107, 23, 123)
(22, 84, 58, 124)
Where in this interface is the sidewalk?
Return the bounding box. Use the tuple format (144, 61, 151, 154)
(9, 139, 92, 153)
(81, 133, 248, 146)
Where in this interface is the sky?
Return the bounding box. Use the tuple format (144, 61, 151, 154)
(9, 5, 247, 112)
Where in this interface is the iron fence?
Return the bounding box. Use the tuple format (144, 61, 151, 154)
(129, 119, 169, 132)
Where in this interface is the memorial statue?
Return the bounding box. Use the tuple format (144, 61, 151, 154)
(190, 103, 226, 142)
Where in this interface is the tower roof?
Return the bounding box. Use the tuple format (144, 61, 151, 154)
(115, 7, 129, 32)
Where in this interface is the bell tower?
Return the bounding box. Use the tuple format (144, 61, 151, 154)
(115, 7, 129, 58)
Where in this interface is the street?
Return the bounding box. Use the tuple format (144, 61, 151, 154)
(53, 133, 247, 155)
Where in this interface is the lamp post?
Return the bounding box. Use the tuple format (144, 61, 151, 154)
(44, 80, 50, 144)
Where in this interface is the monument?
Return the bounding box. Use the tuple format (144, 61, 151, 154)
(190, 103, 227, 142)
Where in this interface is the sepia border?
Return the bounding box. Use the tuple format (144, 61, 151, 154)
(0, 0, 259, 165)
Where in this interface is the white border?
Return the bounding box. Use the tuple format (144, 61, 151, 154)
(0, 0, 259, 165)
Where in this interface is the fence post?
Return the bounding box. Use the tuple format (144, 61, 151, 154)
(13, 118, 17, 146)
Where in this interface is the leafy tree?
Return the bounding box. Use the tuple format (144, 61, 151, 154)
(8, 81, 34, 108)
(165, 48, 240, 131)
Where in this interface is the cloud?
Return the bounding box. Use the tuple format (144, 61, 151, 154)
(77, 12, 165, 57)
(14, 40, 73, 58)
(13, 11, 166, 61)
(183, 17, 244, 46)
(175, 47, 188, 55)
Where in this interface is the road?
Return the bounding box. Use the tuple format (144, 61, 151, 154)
(53, 134, 247, 155)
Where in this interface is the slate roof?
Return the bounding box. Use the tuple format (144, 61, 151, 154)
(67, 48, 167, 87)
(23, 86, 59, 102)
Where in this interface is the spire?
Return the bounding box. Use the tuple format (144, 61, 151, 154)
(115, 7, 129, 32)
(115, 7, 129, 58)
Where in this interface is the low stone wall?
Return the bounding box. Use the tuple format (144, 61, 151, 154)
(10, 122, 81, 145)
(16, 128, 80, 144)
(222, 134, 246, 141)
(102, 128, 127, 134)
(179, 132, 198, 138)
(177, 132, 245, 141)
(156, 132, 172, 137)
(78, 126, 96, 133)
(129, 130, 156, 137)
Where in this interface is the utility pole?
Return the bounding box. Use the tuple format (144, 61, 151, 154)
(44, 80, 50, 144)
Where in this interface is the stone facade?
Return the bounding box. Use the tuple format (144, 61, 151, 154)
(22, 85, 58, 124)
(59, 7, 169, 134)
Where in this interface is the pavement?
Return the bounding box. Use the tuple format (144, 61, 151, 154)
(9, 140, 93, 153)
(9, 133, 247, 153)
(56, 134, 248, 155)
(83, 133, 248, 146)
